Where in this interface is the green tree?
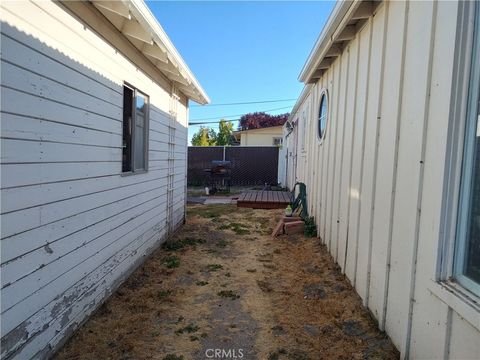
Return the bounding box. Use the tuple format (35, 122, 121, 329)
(216, 119, 235, 146)
(191, 126, 217, 146)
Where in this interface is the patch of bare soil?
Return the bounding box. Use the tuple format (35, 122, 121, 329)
(55, 204, 399, 360)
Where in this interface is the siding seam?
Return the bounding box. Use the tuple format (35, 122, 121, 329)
(405, 0, 438, 357)
(381, 0, 410, 331)
(343, 29, 362, 272)
(329, 55, 342, 252)
(0, 31, 123, 95)
(0, 85, 121, 122)
(353, 19, 374, 287)
(366, 0, 390, 308)
(0, 58, 122, 108)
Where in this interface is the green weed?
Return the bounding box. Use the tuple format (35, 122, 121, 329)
(217, 290, 240, 300)
(206, 264, 223, 271)
(164, 256, 180, 268)
(175, 323, 199, 335)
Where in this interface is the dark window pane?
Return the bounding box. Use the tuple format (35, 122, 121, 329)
(318, 93, 327, 139)
(122, 86, 133, 172)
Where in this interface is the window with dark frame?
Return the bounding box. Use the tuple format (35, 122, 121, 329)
(122, 84, 149, 173)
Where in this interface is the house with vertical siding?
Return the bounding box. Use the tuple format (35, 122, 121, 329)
(0, 0, 209, 358)
(283, 0, 480, 358)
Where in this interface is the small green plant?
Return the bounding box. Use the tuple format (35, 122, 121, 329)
(195, 280, 209, 286)
(217, 290, 240, 300)
(175, 323, 199, 335)
(304, 217, 317, 238)
(163, 241, 184, 251)
(187, 204, 229, 219)
(164, 255, 180, 268)
(227, 222, 250, 235)
(163, 237, 204, 251)
(190, 335, 199, 341)
(285, 204, 293, 216)
(224, 272, 231, 277)
(246, 268, 257, 273)
(206, 264, 223, 271)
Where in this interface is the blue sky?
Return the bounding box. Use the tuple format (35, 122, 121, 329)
(147, 1, 334, 143)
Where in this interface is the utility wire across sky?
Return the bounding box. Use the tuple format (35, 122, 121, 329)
(189, 118, 240, 126)
(190, 97, 296, 107)
(189, 105, 293, 122)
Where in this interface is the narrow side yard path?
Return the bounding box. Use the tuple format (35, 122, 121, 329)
(55, 204, 398, 360)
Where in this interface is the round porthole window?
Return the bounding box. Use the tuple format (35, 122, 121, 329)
(318, 91, 328, 140)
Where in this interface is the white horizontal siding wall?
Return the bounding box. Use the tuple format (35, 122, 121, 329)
(287, 1, 480, 358)
(0, 1, 189, 358)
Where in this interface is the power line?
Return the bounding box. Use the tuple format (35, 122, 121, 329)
(190, 98, 296, 107)
(190, 105, 292, 122)
(189, 118, 240, 126)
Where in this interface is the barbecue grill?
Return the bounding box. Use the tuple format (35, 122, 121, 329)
(204, 160, 231, 193)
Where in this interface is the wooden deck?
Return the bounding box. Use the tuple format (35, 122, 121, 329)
(236, 190, 292, 209)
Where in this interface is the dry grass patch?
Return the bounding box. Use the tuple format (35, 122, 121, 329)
(55, 204, 398, 360)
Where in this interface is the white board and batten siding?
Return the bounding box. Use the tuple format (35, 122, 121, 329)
(0, 1, 201, 358)
(285, 1, 480, 359)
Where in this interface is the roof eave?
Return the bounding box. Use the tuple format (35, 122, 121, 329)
(298, 0, 377, 84)
(89, 0, 210, 104)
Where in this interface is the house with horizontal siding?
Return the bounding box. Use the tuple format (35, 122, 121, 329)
(0, 1, 209, 358)
(233, 125, 284, 146)
(283, 0, 480, 358)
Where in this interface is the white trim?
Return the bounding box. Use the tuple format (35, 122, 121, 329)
(437, 0, 480, 306)
(429, 280, 480, 331)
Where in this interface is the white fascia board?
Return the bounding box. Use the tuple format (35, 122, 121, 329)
(125, 0, 210, 104)
(298, 0, 355, 83)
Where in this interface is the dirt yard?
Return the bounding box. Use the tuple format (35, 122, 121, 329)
(55, 204, 399, 360)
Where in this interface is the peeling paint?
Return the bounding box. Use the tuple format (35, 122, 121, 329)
(1, 323, 29, 358)
(43, 244, 53, 254)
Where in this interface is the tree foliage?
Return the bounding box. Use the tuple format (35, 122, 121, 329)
(238, 112, 289, 131)
(216, 120, 235, 146)
(191, 120, 235, 146)
(191, 126, 217, 146)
